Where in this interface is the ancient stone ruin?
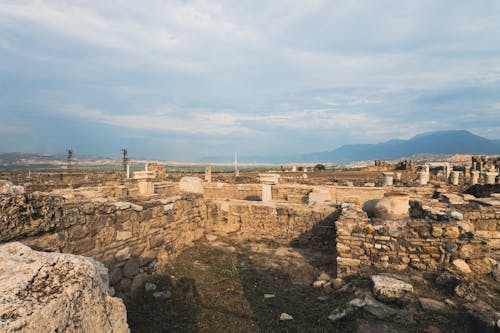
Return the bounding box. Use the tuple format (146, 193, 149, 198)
(0, 158, 499, 332)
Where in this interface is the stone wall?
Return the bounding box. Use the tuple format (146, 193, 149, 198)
(0, 192, 207, 296)
(206, 199, 338, 244)
(335, 202, 496, 278)
(1, 171, 126, 193)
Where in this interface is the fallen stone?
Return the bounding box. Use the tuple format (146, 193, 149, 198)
(0, 242, 129, 333)
(355, 319, 400, 333)
(129, 273, 148, 292)
(363, 294, 415, 324)
(144, 282, 157, 292)
(280, 313, 293, 321)
(318, 271, 331, 281)
(263, 294, 275, 299)
(313, 280, 327, 288)
(419, 297, 447, 311)
(153, 290, 172, 300)
(328, 298, 364, 323)
(371, 275, 414, 303)
(331, 278, 343, 289)
(452, 259, 472, 274)
(423, 325, 442, 333)
(205, 234, 218, 242)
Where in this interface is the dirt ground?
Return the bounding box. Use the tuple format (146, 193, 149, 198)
(125, 237, 486, 333)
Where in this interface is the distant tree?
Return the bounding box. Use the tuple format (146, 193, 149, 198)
(297, 166, 304, 171)
(314, 164, 326, 171)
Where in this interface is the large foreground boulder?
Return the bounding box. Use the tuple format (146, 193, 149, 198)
(0, 242, 129, 333)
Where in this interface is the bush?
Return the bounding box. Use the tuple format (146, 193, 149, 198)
(314, 164, 326, 171)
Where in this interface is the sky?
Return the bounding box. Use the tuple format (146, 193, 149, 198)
(1, 0, 499, 161)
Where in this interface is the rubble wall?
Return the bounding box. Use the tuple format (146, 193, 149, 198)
(335, 206, 495, 278)
(0, 193, 207, 296)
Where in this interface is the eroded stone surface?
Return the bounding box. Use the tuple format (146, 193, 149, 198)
(0, 242, 129, 333)
(371, 275, 414, 303)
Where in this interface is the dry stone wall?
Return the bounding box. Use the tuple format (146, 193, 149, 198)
(0, 192, 207, 296)
(335, 201, 496, 278)
(206, 199, 338, 244)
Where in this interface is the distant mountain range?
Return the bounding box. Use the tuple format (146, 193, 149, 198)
(2, 130, 499, 166)
(199, 130, 500, 163)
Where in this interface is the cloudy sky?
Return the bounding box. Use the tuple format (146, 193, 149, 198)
(1, 1, 499, 161)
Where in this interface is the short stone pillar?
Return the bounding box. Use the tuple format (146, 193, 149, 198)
(259, 173, 280, 202)
(133, 171, 156, 196)
(464, 166, 470, 179)
(471, 171, 480, 185)
(382, 172, 394, 186)
(292, 165, 297, 172)
(419, 170, 430, 185)
(444, 164, 451, 184)
(483, 172, 497, 185)
(394, 172, 402, 183)
(262, 184, 272, 202)
(235, 169, 240, 177)
(126, 164, 130, 179)
(205, 165, 212, 182)
(450, 171, 460, 185)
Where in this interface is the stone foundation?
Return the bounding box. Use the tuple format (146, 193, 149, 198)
(335, 200, 498, 278)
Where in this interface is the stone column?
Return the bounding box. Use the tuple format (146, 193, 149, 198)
(450, 171, 460, 185)
(395, 172, 402, 182)
(419, 170, 429, 185)
(382, 172, 394, 186)
(205, 165, 212, 182)
(235, 169, 240, 177)
(262, 184, 272, 202)
(444, 164, 451, 184)
(126, 164, 130, 179)
(133, 171, 156, 195)
(464, 166, 470, 179)
(259, 173, 280, 202)
(470, 171, 480, 185)
(483, 172, 497, 185)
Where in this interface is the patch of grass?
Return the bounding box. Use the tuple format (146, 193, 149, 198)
(218, 257, 240, 280)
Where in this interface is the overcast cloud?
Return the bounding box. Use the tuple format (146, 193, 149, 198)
(1, 0, 499, 160)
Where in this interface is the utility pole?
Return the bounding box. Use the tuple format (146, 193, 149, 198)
(121, 148, 129, 171)
(66, 149, 73, 170)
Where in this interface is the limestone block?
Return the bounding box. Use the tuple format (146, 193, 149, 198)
(179, 177, 204, 194)
(374, 192, 409, 220)
(452, 259, 471, 274)
(371, 275, 414, 303)
(0, 242, 129, 333)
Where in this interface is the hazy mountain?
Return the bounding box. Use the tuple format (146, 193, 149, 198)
(301, 130, 500, 163)
(200, 130, 500, 163)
